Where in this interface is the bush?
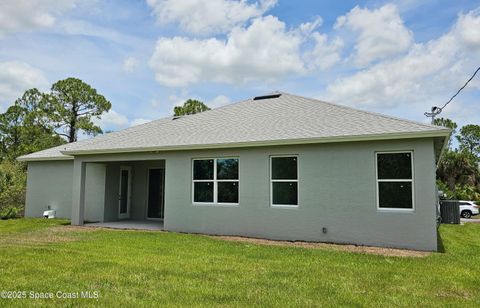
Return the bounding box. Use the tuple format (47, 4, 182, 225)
(0, 206, 21, 220)
(0, 161, 26, 219)
(437, 180, 480, 202)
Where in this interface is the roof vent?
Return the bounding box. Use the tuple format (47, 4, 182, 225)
(253, 94, 282, 100)
(172, 116, 183, 120)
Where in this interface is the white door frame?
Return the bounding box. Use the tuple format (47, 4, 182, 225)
(118, 166, 132, 220)
(146, 167, 165, 221)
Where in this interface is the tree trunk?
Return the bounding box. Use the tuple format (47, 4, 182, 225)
(68, 111, 77, 143)
(68, 104, 78, 143)
(68, 121, 76, 142)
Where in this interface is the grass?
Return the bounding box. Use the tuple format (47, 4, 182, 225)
(0, 219, 479, 307)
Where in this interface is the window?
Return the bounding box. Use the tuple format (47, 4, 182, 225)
(271, 156, 298, 207)
(376, 152, 414, 210)
(192, 158, 239, 204)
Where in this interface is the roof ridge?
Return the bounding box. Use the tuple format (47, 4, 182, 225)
(278, 91, 449, 131)
(124, 96, 253, 125)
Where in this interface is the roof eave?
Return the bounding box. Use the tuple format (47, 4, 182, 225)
(17, 155, 74, 162)
(434, 131, 452, 166)
(61, 130, 451, 156)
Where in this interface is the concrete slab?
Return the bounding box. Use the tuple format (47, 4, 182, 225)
(461, 218, 480, 224)
(86, 220, 164, 231)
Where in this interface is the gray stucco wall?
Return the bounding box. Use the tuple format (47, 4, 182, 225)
(25, 161, 74, 218)
(25, 161, 105, 222)
(71, 137, 438, 251)
(162, 139, 438, 251)
(84, 163, 106, 222)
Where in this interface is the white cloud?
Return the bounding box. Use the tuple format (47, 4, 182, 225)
(146, 0, 276, 35)
(455, 9, 480, 51)
(58, 19, 145, 46)
(304, 33, 343, 70)
(150, 15, 341, 87)
(299, 17, 323, 36)
(0, 61, 49, 110)
(0, 0, 76, 37)
(326, 8, 480, 109)
(122, 57, 138, 72)
(208, 95, 231, 108)
(95, 109, 129, 128)
(130, 118, 152, 126)
(335, 4, 413, 67)
(299, 17, 343, 70)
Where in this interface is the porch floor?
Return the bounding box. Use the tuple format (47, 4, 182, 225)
(86, 220, 164, 231)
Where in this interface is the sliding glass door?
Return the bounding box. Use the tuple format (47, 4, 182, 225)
(147, 168, 165, 220)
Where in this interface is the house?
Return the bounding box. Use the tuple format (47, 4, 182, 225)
(18, 92, 450, 251)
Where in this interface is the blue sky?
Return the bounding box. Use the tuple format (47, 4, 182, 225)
(0, 0, 479, 134)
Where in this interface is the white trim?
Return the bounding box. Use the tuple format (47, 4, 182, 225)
(270, 155, 299, 208)
(145, 167, 165, 221)
(375, 151, 415, 212)
(17, 155, 73, 162)
(436, 134, 451, 166)
(61, 130, 451, 156)
(192, 157, 240, 206)
(118, 166, 132, 219)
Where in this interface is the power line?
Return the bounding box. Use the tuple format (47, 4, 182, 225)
(425, 66, 480, 124)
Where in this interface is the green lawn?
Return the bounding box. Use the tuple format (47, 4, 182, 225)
(0, 219, 479, 307)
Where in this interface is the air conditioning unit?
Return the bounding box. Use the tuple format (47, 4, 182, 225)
(43, 206, 55, 219)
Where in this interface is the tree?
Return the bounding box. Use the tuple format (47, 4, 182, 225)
(173, 99, 210, 116)
(0, 89, 64, 161)
(434, 117, 457, 149)
(46, 78, 111, 142)
(457, 124, 480, 157)
(434, 117, 458, 132)
(437, 150, 479, 189)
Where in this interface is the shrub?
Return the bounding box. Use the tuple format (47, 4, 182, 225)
(0, 206, 21, 220)
(437, 180, 480, 202)
(0, 161, 26, 219)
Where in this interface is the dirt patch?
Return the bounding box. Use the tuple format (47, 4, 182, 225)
(80, 226, 164, 232)
(211, 235, 431, 257)
(0, 225, 95, 247)
(54, 225, 98, 232)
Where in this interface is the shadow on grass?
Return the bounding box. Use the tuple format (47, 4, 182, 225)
(437, 230, 445, 253)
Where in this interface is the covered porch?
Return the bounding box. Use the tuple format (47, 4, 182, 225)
(72, 157, 166, 228)
(86, 220, 164, 231)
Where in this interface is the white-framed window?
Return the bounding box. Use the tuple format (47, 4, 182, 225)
(376, 151, 414, 211)
(192, 158, 239, 205)
(270, 155, 299, 207)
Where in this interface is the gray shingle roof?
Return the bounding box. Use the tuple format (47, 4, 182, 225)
(18, 92, 450, 161)
(17, 144, 73, 161)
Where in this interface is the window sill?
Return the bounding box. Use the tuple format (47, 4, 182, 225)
(377, 208, 415, 213)
(271, 204, 299, 209)
(192, 203, 239, 207)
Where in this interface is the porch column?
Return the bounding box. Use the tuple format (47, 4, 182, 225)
(72, 159, 86, 225)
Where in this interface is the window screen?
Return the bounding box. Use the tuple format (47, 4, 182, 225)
(271, 156, 298, 206)
(376, 152, 413, 209)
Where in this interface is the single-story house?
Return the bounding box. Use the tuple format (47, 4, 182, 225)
(18, 92, 450, 251)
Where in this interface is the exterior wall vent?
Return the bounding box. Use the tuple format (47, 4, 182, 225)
(253, 94, 282, 100)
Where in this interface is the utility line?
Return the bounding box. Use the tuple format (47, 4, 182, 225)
(425, 66, 480, 124)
